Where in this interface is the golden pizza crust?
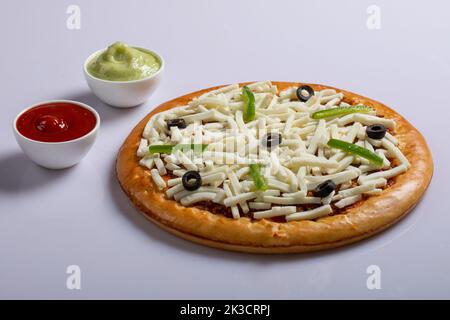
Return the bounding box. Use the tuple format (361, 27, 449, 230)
(116, 82, 433, 253)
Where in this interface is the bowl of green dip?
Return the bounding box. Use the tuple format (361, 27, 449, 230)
(84, 42, 164, 108)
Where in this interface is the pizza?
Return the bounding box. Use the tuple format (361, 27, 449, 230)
(116, 81, 433, 253)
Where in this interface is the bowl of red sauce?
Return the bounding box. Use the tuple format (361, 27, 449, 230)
(13, 100, 100, 169)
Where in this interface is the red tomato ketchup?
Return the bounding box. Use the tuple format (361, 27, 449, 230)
(16, 102, 97, 142)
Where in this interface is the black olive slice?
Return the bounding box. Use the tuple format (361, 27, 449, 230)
(366, 124, 387, 140)
(262, 133, 282, 150)
(313, 180, 336, 198)
(296, 85, 315, 102)
(182, 171, 202, 191)
(166, 118, 187, 129)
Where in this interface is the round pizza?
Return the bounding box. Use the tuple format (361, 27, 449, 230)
(116, 81, 433, 253)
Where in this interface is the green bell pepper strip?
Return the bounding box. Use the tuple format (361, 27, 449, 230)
(249, 164, 268, 191)
(311, 105, 373, 120)
(242, 86, 256, 122)
(327, 139, 384, 166)
(149, 144, 208, 154)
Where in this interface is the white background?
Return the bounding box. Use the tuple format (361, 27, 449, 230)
(1, 0, 449, 299)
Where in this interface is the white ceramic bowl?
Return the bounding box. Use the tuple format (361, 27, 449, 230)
(13, 100, 100, 170)
(83, 46, 164, 108)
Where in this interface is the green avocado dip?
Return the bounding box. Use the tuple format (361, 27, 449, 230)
(87, 42, 161, 81)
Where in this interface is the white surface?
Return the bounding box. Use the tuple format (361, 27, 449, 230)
(0, 0, 449, 299)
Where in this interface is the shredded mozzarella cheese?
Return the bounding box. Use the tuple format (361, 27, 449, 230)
(286, 205, 333, 222)
(137, 81, 410, 221)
